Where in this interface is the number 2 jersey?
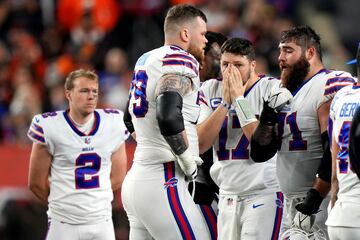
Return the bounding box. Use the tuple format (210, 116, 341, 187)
(327, 83, 360, 228)
(276, 69, 355, 195)
(27, 109, 129, 224)
(128, 45, 201, 164)
(198, 76, 280, 196)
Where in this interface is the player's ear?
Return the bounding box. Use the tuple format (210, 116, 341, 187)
(306, 47, 315, 61)
(65, 90, 71, 101)
(180, 28, 190, 43)
(250, 60, 256, 72)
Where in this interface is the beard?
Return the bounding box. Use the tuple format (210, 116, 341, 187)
(188, 43, 205, 64)
(280, 55, 310, 93)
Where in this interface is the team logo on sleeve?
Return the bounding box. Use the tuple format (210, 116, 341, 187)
(163, 177, 178, 189)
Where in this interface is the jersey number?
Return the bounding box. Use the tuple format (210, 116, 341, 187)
(75, 153, 101, 189)
(217, 116, 249, 161)
(278, 112, 307, 151)
(338, 121, 352, 174)
(130, 70, 149, 118)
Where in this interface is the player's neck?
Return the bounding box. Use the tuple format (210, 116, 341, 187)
(305, 62, 324, 80)
(245, 72, 259, 91)
(68, 110, 94, 126)
(164, 39, 187, 51)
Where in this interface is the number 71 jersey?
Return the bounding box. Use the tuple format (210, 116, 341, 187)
(276, 69, 355, 195)
(27, 109, 129, 224)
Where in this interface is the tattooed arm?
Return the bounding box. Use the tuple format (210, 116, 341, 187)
(155, 73, 201, 179)
(155, 73, 192, 155)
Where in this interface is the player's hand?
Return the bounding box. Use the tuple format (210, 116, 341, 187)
(222, 65, 231, 105)
(267, 84, 293, 113)
(228, 65, 245, 104)
(176, 149, 203, 181)
(293, 211, 316, 232)
(295, 188, 323, 215)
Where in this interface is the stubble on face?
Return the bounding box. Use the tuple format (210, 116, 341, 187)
(188, 42, 205, 64)
(280, 53, 310, 93)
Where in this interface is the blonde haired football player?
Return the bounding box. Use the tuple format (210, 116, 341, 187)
(121, 4, 212, 240)
(28, 69, 129, 240)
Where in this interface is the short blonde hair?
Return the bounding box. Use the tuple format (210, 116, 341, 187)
(164, 4, 207, 34)
(64, 69, 99, 91)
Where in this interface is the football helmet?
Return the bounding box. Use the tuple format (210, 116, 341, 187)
(280, 224, 327, 240)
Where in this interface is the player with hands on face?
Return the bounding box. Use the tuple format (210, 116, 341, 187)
(197, 38, 284, 240)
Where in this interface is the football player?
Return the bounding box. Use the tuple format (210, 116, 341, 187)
(121, 4, 212, 240)
(326, 42, 360, 239)
(250, 26, 356, 235)
(28, 69, 129, 240)
(197, 37, 284, 239)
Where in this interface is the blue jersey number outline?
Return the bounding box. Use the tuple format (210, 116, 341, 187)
(75, 153, 101, 189)
(217, 115, 249, 161)
(278, 111, 307, 151)
(337, 121, 352, 174)
(130, 70, 149, 118)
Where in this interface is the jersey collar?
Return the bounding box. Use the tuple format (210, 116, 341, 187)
(63, 110, 100, 136)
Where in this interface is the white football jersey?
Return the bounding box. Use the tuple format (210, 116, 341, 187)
(326, 84, 360, 228)
(128, 45, 201, 164)
(276, 69, 355, 195)
(27, 109, 129, 224)
(199, 76, 280, 196)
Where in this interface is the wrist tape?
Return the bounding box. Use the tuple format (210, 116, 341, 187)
(234, 96, 257, 127)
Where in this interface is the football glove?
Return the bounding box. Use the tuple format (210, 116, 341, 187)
(267, 84, 293, 113)
(176, 148, 203, 181)
(295, 188, 324, 215)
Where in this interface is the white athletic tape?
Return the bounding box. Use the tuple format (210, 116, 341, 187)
(234, 96, 257, 127)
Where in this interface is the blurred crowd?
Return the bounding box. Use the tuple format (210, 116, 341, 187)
(0, 0, 358, 145)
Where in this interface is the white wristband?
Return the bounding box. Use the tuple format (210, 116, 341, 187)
(234, 96, 257, 127)
(221, 100, 231, 110)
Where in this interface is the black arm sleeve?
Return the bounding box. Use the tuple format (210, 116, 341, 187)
(316, 131, 331, 183)
(349, 107, 360, 180)
(156, 91, 185, 136)
(250, 101, 280, 162)
(123, 100, 135, 134)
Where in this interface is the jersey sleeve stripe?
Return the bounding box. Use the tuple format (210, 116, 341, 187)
(28, 130, 45, 143)
(164, 53, 198, 65)
(325, 77, 355, 86)
(324, 83, 354, 95)
(162, 60, 198, 76)
(31, 123, 44, 134)
(197, 91, 208, 106)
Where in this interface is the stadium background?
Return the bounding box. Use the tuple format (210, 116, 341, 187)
(0, 0, 358, 239)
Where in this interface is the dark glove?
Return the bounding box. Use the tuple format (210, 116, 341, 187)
(295, 188, 324, 216)
(188, 181, 216, 205)
(259, 101, 278, 126)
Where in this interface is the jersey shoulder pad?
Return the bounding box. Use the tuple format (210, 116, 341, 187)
(27, 111, 61, 144)
(99, 109, 130, 140)
(324, 70, 356, 96)
(161, 46, 200, 79)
